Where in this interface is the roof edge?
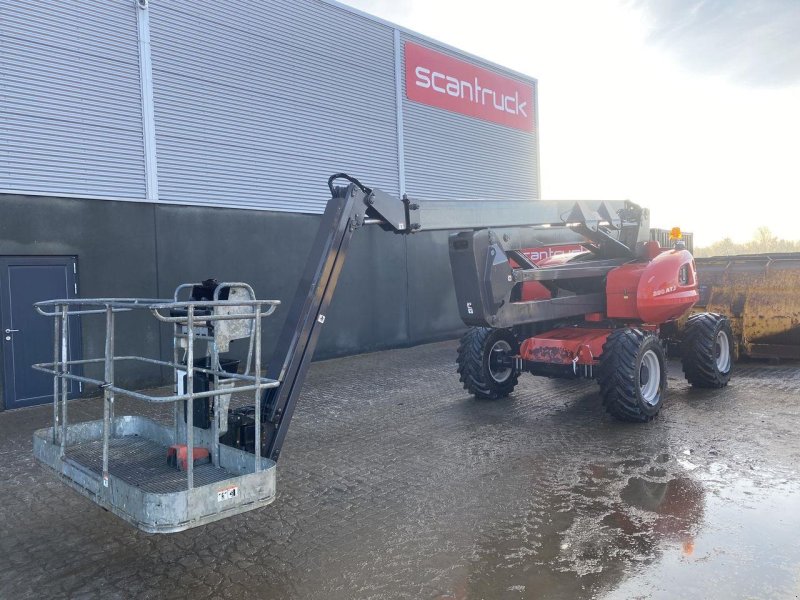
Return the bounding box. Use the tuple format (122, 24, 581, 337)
(314, 0, 539, 84)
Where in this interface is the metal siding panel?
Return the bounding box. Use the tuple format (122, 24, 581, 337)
(1, 0, 538, 210)
(148, 0, 399, 213)
(2, 41, 144, 132)
(400, 34, 539, 202)
(2, 0, 142, 62)
(0, 1, 146, 199)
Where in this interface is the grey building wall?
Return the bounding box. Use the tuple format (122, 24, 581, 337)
(148, 0, 401, 210)
(0, 0, 539, 409)
(400, 34, 540, 201)
(0, 0, 146, 199)
(0, 194, 462, 409)
(0, 0, 538, 209)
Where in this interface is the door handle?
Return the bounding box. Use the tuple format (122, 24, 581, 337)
(5, 329, 19, 333)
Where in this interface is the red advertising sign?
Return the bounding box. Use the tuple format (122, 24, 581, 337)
(405, 42, 535, 132)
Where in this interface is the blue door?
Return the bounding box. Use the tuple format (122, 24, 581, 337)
(0, 256, 82, 409)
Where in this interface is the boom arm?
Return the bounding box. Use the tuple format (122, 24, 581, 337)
(259, 176, 413, 460)
(259, 174, 649, 461)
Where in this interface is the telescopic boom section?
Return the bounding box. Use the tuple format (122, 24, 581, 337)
(259, 174, 649, 461)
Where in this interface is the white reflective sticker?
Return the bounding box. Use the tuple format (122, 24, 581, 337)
(466, 302, 474, 315)
(177, 369, 185, 396)
(217, 486, 238, 502)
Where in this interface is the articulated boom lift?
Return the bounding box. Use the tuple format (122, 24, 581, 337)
(262, 173, 732, 459)
(32, 174, 733, 532)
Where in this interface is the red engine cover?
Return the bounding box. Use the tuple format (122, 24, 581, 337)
(606, 249, 699, 323)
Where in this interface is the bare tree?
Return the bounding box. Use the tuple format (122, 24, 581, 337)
(694, 227, 800, 257)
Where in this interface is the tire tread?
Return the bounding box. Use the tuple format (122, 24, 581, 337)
(456, 327, 519, 400)
(598, 328, 665, 423)
(681, 313, 733, 388)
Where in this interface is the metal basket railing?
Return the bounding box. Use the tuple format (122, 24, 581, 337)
(33, 288, 280, 493)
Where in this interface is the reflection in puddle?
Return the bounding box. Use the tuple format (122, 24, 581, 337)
(607, 478, 800, 600)
(618, 475, 704, 552)
(438, 459, 800, 600)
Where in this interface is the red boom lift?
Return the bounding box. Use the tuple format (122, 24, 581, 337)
(445, 190, 734, 421)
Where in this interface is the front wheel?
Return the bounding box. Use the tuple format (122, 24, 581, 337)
(681, 313, 734, 388)
(457, 327, 520, 400)
(598, 329, 667, 422)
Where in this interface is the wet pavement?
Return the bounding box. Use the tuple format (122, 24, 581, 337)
(1, 340, 799, 599)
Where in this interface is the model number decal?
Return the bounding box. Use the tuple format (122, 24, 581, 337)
(653, 286, 677, 297)
(217, 486, 238, 502)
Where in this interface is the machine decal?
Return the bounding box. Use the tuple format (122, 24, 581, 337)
(653, 285, 677, 297)
(522, 244, 587, 264)
(405, 42, 535, 131)
(218, 486, 238, 502)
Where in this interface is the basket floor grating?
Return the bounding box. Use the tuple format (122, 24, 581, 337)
(66, 436, 236, 494)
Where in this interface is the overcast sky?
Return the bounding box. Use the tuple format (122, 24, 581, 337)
(339, 0, 800, 245)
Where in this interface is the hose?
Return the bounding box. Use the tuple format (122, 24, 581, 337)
(327, 173, 372, 196)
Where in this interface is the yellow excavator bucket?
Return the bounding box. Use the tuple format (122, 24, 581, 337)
(691, 253, 800, 360)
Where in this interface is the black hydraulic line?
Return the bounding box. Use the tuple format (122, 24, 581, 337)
(327, 173, 371, 195)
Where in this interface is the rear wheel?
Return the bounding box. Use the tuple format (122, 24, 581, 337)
(682, 313, 734, 388)
(457, 327, 520, 399)
(598, 328, 667, 422)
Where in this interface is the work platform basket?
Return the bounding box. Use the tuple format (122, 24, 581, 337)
(31, 283, 281, 533)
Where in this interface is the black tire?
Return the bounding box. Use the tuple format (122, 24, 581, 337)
(457, 327, 520, 400)
(681, 313, 734, 388)
(598, 329, 667, 422)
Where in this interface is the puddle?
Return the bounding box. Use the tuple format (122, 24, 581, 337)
(606, 478, 800, 599)
(446, 462, 800, 600)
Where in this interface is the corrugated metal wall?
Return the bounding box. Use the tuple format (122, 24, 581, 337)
(400, 34, 540, 201)
(0, 0, 538, 211)
(0, 0, 146, 199)
(147, 0, 399, 212)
